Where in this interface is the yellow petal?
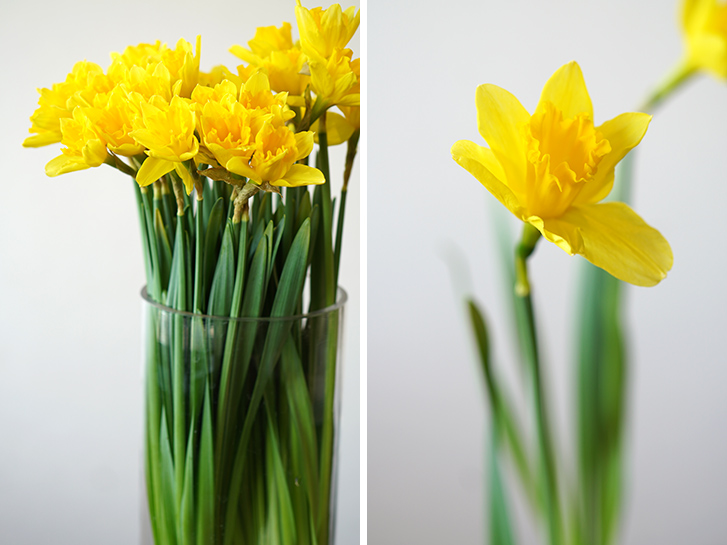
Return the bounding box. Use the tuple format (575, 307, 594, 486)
(23, 132, 61, 148)
(528, 202, 673, 287)
(136, 156, 175, 187)
(295, 131, 315, 160)
(475, 84, 529, 184)
(273, 164, 325, 187)
(242, 71, 271, 97)
(574, 112, 652, 205)
(82, 139, 108, 167)
(45, 155, 89, 177)
(226, 156, 260, 182)
(451, 140, 523, 217)
(174, 162, 195, 195)
(536, 61, 593, 119)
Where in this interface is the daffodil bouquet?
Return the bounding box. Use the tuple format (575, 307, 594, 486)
(23, 2, 359, 544)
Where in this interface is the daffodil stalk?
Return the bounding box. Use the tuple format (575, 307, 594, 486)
(24, 3, 359, 544)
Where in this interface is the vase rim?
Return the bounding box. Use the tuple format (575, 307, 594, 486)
(140, 285, 347, 322)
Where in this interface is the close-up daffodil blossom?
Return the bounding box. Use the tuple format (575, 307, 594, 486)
(452, 61, 673, 287)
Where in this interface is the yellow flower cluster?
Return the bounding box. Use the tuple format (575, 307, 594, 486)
(230, 1, 360, 142)
(24, 35, 324, 193)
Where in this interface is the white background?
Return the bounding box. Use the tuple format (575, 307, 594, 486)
(0, 1, 359, 543)
(369, 0, 726, 544)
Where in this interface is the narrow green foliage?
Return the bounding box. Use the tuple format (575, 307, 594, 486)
(488, 427, 516, 545)
(197, 385, 215, 545)
(155, 210, 173, 294)
(202, 198, 226, 309)
(467, 299, 538, 512)
(208, 221, 237, 318)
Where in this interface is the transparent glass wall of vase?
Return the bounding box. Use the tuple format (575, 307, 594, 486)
(139, 286, 347, 545)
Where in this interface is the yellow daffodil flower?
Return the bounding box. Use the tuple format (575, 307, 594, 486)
(85, 87, 145, 157)
(295, 1, 360, 61)
(231, 121, 323, 187)
(108, 62, 174, 103)
(309, 48, 360, 111)
(452, 62, 673, 287)
(45, 107, 108, 176)
(681, 0, 727, 79)
(237, 71, 293, 115)
(23, 61, 108, 148)
(110, 37, 201, 97)
(196, 74, 322, 188)
(130, 96, 199, 193)
(230, 23, 310, 96)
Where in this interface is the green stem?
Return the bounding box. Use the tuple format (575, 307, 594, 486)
(640, 58, 696, 113)
(514, 223, 562, 545)
(334, 130, 359, 286)
(193, 192, 205, 313)
(311, 111, 335, 310)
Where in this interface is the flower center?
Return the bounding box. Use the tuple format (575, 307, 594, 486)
(523, 101, 610, 218)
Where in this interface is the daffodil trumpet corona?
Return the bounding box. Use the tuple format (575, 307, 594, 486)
(452, 61, 673, 287)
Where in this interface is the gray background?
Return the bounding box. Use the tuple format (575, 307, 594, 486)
(369, 0, 726, 544)
(0, 1, 359, 543)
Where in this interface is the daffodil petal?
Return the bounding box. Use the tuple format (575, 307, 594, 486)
(451, 140, 523, 217)
(575, 112, 652, 205)
(226, 157, 261, 182)
(475, 83, 529, 184)
(45, 155, 89, 177)
(174, 162, 195, 195)
(529, 202, 673, 287)
(295, 131, 316, 159)
(682, 0, 712, 33)
(136, 156, 175, 187)
(536, 61, 593, 119)
(23, 132, 62, 148)
(273, 164, 325, 187)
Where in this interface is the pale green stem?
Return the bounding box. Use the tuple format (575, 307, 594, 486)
(515, 223, 563, 545)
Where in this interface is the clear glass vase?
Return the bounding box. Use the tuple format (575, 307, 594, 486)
(140, 286, 347, 545)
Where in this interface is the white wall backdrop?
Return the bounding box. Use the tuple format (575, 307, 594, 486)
(369, 0, 726, 544)
(0, 1, 359, 543)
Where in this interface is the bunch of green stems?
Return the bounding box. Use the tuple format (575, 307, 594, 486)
(114, 114, 358, 545)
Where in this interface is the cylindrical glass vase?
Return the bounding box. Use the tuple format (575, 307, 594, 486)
(140, 286, 347, 545)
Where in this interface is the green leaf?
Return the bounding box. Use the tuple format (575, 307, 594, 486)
(202, 198, 226, 304)
(133, 184, 154, 295)
(488, 427, 516, 545)
(265, 410, 297, 545)
(467, 299, 537, 511)
(296, 190, 312, 234)
(155, 209, 173, 293)
(281, 337, 320, 525)
(196, 384, 215, 545)
(159, 408, 179, 545)
(208, 221, 236, 318)
(180, 421, 196, 544)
